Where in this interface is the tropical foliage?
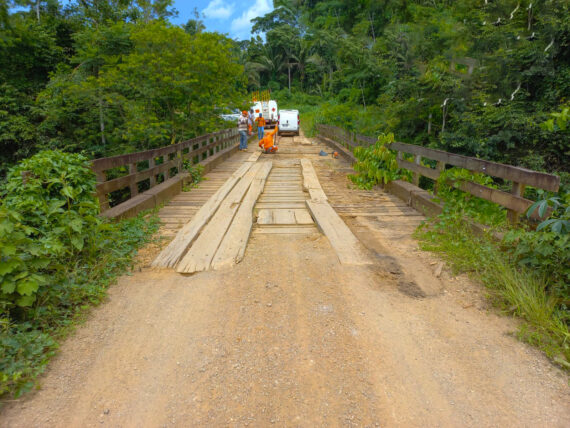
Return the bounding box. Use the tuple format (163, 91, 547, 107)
(240, 0, 569, 172)
(0, 0, 246, 176)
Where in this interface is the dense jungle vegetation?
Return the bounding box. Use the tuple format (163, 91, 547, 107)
(0, 0, 568, 397)
(0, 0, 245, 177)
(241, 0, 568, 173)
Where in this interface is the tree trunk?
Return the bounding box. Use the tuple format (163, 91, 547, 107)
(288, 64, 291, 94)
(368, 12, 376, 42)
(99, 95, 106, 148)
(360, 82, 366, 109)
(36, 0, 40, 22)
(428, 112, 432, 135)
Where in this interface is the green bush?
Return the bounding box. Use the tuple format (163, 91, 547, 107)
(0, 150, 160, 397)
(1, 151, 100, 310)
(350, 133, 412, 189)
(434, 168, 507, 227)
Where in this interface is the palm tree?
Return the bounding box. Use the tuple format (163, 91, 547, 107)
(246, 44, 286, 89)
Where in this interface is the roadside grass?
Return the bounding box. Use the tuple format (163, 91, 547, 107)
(416, 217, 570, 369)
(0, 211, 160, 399)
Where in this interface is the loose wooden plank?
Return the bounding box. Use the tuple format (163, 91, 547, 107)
(308, 188, 328, 202)
(294, 209, 314, 224)
(300, 159, 320, 189)
(247, 152, 261, 162)
(306, 200, 372, 265)
(211, 162, 273, 270)
(152, 161, 254, 268)
(300, 159, 328, 203)
(176, 163, 262, 273)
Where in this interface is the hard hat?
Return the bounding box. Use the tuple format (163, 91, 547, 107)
(242, 110, 247, 114)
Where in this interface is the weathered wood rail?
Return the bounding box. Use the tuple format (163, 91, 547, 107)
(92, 128, 239, 218)
(316, 124, 560, 223)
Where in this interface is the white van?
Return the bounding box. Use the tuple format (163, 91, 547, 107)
(251, 100, 278, 129)
(278, 109, 299, 136)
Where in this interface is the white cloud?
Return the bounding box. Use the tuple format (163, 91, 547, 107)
(230, 0, 272, 40)
(203, 0, 235, 20)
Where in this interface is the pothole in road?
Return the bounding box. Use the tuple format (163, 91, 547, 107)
(397, 279, 427, 299)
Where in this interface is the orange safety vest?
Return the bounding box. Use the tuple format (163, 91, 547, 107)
(255, 117, 266, 127)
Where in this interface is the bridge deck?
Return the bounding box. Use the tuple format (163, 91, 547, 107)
(156, 151, 252, 238)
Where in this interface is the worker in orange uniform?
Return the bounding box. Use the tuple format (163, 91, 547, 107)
(259, 126, 279, 153)
(255, 113, 266, 140)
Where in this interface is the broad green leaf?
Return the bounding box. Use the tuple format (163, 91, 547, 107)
(1, 280, 17, 294)
(17, 279, 39, 296)
(0, 259, 19, 275)
(538, 201, 548, 219)
(69, 218, 83, 233)
(1, 244, 18, 257)
(61, 186, 74, 199)
(16, 295, 36, 307)
(70, 235, 84, 251)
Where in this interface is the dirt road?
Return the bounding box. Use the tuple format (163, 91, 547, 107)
(2, 136, 568, 427)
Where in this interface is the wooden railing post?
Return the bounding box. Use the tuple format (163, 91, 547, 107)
(434, 161, 445, 195)
(95, 171, 110, 212)
(507, 182, 526, 224)
(149, 158, 156, 188)
(128, 163, 138, 197)
(413, 154, 422, 186)
(177, 149, 183, 175)
(157, 157, 166, 181)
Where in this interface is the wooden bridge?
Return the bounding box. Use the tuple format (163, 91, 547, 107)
(90, 124, 559, 277)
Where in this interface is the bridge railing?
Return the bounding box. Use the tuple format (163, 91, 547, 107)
(92, 128, 239, 212)
(316, 124, 560, 223)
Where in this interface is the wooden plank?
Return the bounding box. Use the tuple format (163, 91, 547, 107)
(247, 152, 261, 162)
(92, 129, 236, 172)
(273, 209, 296, 224)
(306, 200, 372, 266)
(396, 159, 441, 181)
(300, 159, 319, 189)
(256, 203, 307, 209)
(257, 209, 274, 224)
(254, 225, 318, 234)
(388, 141, 560, 191)
(152, 161, 253, 268)
(211, 162, 272, 270)
(301, 159, 328, 203)
(294, 209, 314, 224)
(176, 163, 262, 273)
(308, 188, 328, 202)
(454, 180, 535, 216)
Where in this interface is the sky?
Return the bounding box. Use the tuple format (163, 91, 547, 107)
(170, 0, 274, 40)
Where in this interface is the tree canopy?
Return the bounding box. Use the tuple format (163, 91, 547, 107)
(0, 0, 246, 175)
(240, 0, 569, 172)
